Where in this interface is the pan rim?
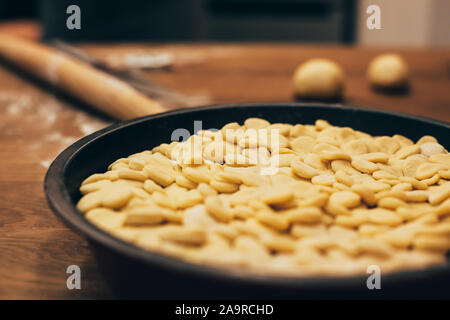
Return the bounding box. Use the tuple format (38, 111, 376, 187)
(44, 102, 450, 291)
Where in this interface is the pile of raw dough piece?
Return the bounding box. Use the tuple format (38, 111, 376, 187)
(77, 118, 450, 276)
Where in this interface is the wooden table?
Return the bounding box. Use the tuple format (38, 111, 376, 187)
(0, 39, 449, 299)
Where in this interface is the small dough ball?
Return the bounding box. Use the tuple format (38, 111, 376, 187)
(367, 54, 409, 88)
(292, 58, 344, 99)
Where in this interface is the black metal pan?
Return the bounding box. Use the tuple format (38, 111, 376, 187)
(44, 103, 450, 299)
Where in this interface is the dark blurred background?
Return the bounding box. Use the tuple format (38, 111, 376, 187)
(1, 0, 448, 46)
(0, 0, 357, 42)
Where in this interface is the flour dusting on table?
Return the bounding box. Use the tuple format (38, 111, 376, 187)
(0, 89, 110, 170)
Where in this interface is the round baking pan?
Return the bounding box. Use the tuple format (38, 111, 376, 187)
(45, 103, 450, 299)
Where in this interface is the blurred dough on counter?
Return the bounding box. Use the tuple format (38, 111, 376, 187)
(367, 54, 409, 89)
(292, 58, 344, 100)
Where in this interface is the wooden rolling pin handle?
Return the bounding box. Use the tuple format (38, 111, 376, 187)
(0, 33, 166, 120)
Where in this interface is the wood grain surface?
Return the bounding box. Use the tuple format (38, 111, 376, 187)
(0, 37, 449, 299)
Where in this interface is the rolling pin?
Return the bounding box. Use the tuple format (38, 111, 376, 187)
(0, 33, 166, 120)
